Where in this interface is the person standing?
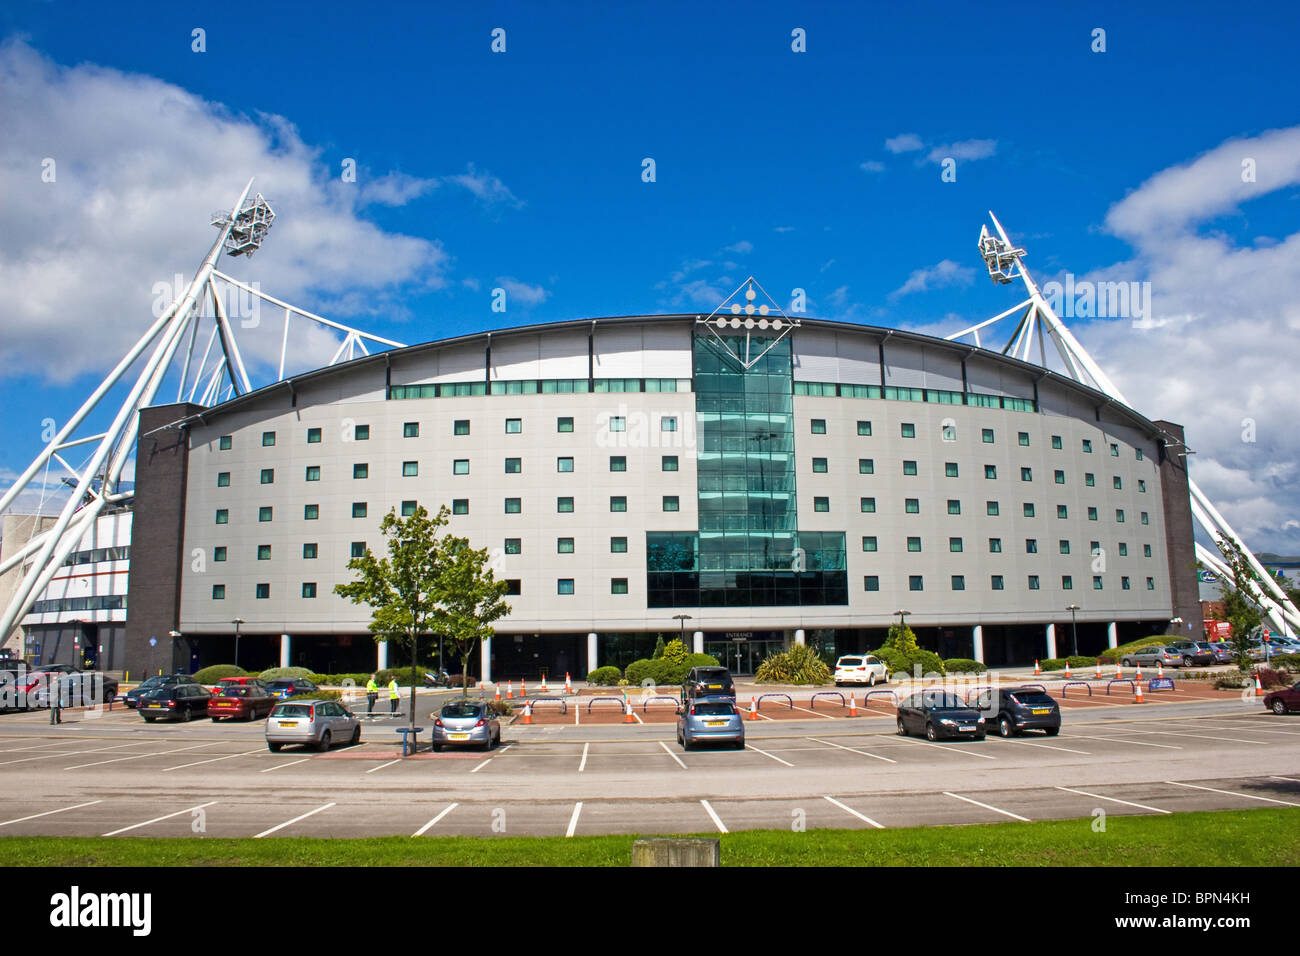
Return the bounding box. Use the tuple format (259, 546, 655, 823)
(366, 674, 378, 715)
(388, 676, 400, 715)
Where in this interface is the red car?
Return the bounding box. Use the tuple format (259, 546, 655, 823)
(207, 684, 277, 721)
(1263, 682, 1300, 715)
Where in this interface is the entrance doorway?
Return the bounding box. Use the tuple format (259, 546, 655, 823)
(703, 634, 785, 676)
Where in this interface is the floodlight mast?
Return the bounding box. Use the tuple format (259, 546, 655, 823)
(948, 212, 1299, 636)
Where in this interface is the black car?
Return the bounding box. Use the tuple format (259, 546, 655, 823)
(139, 683, 211, 722)
(896, 690, 986, 741)
(974, 686, 1062, 737)
(682, 667, 735, 702)
(124, 674, 197, 709)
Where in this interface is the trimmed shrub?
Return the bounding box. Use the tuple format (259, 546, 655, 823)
(1038, 656, 1096, 671)
(258, 666, 314, 681)
(1253, 666, 1291, 690)
(1215, 674, 1252, 690)
(754, 644, 832, 685)
(1266, 654, 1300, 672)
(685, 653, 720, 669)
(586, 666, 622, 686)
(651, 635, 666, 660)
(942, 658, 988, 674)
(870, 647, 910, 677)
(374, 667, 427, 687)
(910, 649, 946, 678)
(624, 659, 658, 688)
(287, 689, 342, 702)
(486, 699, 514, 716)
(308, 673, 372, 687)
(193, 665, 247, 683)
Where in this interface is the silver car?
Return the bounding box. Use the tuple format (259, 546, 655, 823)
(676, 697, 745, 751)
(431, 700, 501, 751)
(1121, 645, 1181, 668)
(265, 699, 360, 752)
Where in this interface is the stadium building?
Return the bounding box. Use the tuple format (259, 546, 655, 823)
(122, 310, 1201, 679)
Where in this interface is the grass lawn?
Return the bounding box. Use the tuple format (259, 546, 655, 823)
(3, 807, 1297, 866)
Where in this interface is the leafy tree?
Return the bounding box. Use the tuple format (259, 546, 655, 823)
(651, 635, 666, 660)
(1213, 537, 1264, 670)
(433, 535, 511, 696)
(662, 638, 689, 668)
(884, 621, 919, 659)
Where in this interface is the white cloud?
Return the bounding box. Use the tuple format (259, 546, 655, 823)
(721, 240, 753, 255)
(445, 162, 521, 207)
(925, 139, 997, 163)
(885, 133, 923, 154)
(859, 160, 886, 173)
(358, 170, 440, 207)
(494, 276, 548, 308)
(889, 259, 976, 299)
(827, 286, 850, 309)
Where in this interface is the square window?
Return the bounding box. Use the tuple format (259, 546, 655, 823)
(901, 423, 916, 438)
(302, 582, 317, 598)
(1147, 577, 1155, 590)
(403, 461, 419, 477)
(1018, 432, 1030, 447)
(213, 546, 227, 562)
(611, 536, 628, 553)
(212, 584, 226, 600)
(986, 501, 1000, 516)
(942, 423, 957, 442)
(1022, 503, 1035, 517)
(401, 500, 417, 517)
(1059, 540, 1071, 554)
(262, 431, 275, 447)
(611, 456, 628, 472)
(1113, 476, 1123, 490)
(859, 459, 875, 475)
(1021, 467, 1033, 482)
(454, 420, 470, 436)
(1082, 439, 1093, 453)
(1028, 575, 1040, 590)
(557, 537, 574, 554)
(989, 538, 1002, 553)
(557, 457, 574, 473)
(1118, 542, 1129, 556)
(857, 421, 872, 436)
(557, 497, 574, 513)
(504, 538, 521, 555)
(951, 575, 965, 591)
(985, 465, 997, 479)
(218, 435, 232, 450)
(302, 543, 317, 559)
(991, 575, 1005, 591)
(354, 425, 370, 441)
(982, 428, 995, 444)
(557, 579, 575, 595)
(1061, 505, 1072, 519)
(1141, 512, 1149, 526)
(1062, 575, 1073, 590)
(307, 427, 322, 444)
(353, 463, 369, 479)
(864, 575, 880, 592)
(909, 575, 924, 592)
(947, 499, 961, 515)
(351, 541, 366, 558)
(1026, 538, 1038, 553)
(1085, 473, 1096, 487)
(813, 458, 829, 473)
(505, 418, 522, 434)
(1138, 479, 1147, 493)
(949, 537, 963, 553)
(257, 544, 271, 560)
(557, 416, 574, 433)
(661, 455, 678, 472)
(1054, 470, 1065, 484)
(905, 498, 919, 514)
(1090, 541, 1101, 554)
(258, 506, 273, 522)
(903, 460, 918, 476)
(1116, 509, 1126, 523)
(505, 458, 522, 474)
(860, 497, 876, 513)
(610, 496, 627, 512)
(609, 417, 626, 432)
(505, 580, 522, 596)
(611, 578, 629, 595)
(352, 502, 367, 518)
(304, 504, 319, 520)
(256, 583, 270, 599)
(862, 536, 878, 552)
(403, 422, 420, 438)
(814, 496, 830, 512)
(661, 416, 677, 432)
(663, 495, 680, 512)
(1051, 435, 1062, 450)
(452, 499, 468, 515)
(261, 468, 276, 484)
(1110, 443, 1120, 457)
(811, 419, 827, 434)
(907, 536, 922, 553)
(1093, 576, 1104, 590)
(217, 472, 230, 488)
(305, 466, 320, 482)
(1144, 544, 1152, 557)
(452, 460, 469, 475)
(945, 462, 959, 478)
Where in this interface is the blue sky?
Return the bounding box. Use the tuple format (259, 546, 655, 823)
(2, 0, 1299, 550)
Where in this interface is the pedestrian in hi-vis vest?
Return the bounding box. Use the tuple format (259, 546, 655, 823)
(388, 677, 400, 714)
(366, 675, 378, 715)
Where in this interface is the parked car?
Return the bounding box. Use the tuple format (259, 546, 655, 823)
(1121, 646, 1181, 669)
(833, 655, 888, 687)
(266, 677, 320, 700)
(124, 674, 197, 709)
(430, 700, 501, 751)
(676, 697, 745, 750)
(1165, 641, 1214, 666)
(681, 666, 735, 702)
(139, 683, 211, 722)
(1203, 642, 1235, 664)
(1263, 681, 1300, 715)
(896, 690, 986, 741)
(207, 684, 277, 721)
(973, 686, 1062, 737)
(265, 699, 360, 752)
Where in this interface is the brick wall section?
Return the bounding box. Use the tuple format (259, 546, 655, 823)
(125, 403, 202, 675)
(1155, 420, 1202, 637)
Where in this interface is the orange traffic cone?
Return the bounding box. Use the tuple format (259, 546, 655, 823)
(522, 701, 533, 724)
(565, 672, 573, 695)
(1135, 681, 1144, 704)
(507, 680, 514, 699)
(1064, 660, 1072, 679)
(1115, 663, 1123, 679)
(520, 678, 527, 698)
(748, 696, 758, 721)
(1256, 676, 1264, 698)
(494, 683, 501, 702)
(540, 675, 549, 693)
(1157, 661, 1164, 678)
(1034, 659, 1041, 676)
(1094, 660, 1102, 679)
(623, 697, 636, 723)
(1135, 664, 1142, 681)
(849, 692, 858, 717)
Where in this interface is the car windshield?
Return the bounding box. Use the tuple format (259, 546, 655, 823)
(838, 658, 864, 667)
(1010, 692, 1056, 706)
(271, 704, 312, 718)
(691, 702, 735, 716)
(693, 669, 730, 683)
(441, 703, 484, 719)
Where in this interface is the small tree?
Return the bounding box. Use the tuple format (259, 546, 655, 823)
(651, 635, 666, 660)
(433, 535, 511, 696)
(885, 621, 919, 659)
(1214, 539, 1265, 670)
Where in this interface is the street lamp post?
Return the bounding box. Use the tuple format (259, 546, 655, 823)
(168, 630, 182, 676)
(673, 614, 692, 645)
(231, 618, 244, 669)
(894, 609, 911, 631)
(1065, 605, 1080, 658)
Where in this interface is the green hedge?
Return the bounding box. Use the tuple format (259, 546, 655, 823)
(1039, 656, 1099, 671)
(942, 658, 988, 674)
(586, 666, 622, 686)
(869, 646, 946, 678)
(192, 665, 247, 683)
(286, 689, 343, 702)
(308, 673, 373, 686)
(1264, 654, 1300, 671)
(624, 653, 721, 687)
(258, 666, 315, 681)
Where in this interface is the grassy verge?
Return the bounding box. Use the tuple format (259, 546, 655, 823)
(3, 808, 1298, 866)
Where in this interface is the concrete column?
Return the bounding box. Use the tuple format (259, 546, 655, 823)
(376, 640, 387, 671)
(1045, 623, 1058, 661)
(587, 632, 598, 674)
(1107, 621, 1119, 648)
(794, 628, 806, 646)
(480, 635, 492, 685)
(692, 630, 704, 655)
(280, 634, 291, 669)
(972, 625, 984, 664)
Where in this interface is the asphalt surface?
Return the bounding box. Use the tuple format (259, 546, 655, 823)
(0, 691, 1297, 838)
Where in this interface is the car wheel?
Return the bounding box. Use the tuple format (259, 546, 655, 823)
(211, 716, 221, 722)
(897, 717, 906, 736)
(1122, 658, 1133, 667)
(1273, 699, 1288, 715)
(868, 674, 877, 687)
(182, 707, 192, 722)
(834, 681, 842, 688)
(974, 733, 986, 741)
(926, 723, 938, 742)
(734, 740, 745, 750)
(142, 716, 156, 723)
(999, 717, 1014, 738)
(1045, 726, 1060, 737)
(431, 743, 443, 753)
(317, 730, 332, 752)
(1183, 657, 1193, 668)
(267, 742, 282, 752)
(350, 726, 361, 745)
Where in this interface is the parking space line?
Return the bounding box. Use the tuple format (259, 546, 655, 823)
(985, 737, 1091, 755)
(1164, 780, 1300, 808)
(899, 738, 997, 759)
(578, 742, 589, 773)
(64, 742, 213, 770)
(1197, 722, 1300, 737)
(413, 803, 459, 836)
(745, 743, 793, 767)
(365, 759, 402, 774)
(658, 741, 687, 768)
(823, 795, 886, 828)
(1128, 729, 1268, 746)
(162, 749, 266, 772)
(254, 802, 336, 838)
(102, 801, 219, 837)
(700, 799, 727, 833)
(259, 757, 310, 773)
(0, 739, 85, 754)
(0, 800, 104, 828)
(1055, 786, 1171, 814)
(1069, 733, 1182, 750)
(806, 737, 896, 763)
(0, 741, 142, 766)
(1270, 776, 1300, 783)
(787, 704, 835, 720)
(469, 743, 511, 773)
(943, 791, 1030, 822)
(566, 802, 583, 838)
